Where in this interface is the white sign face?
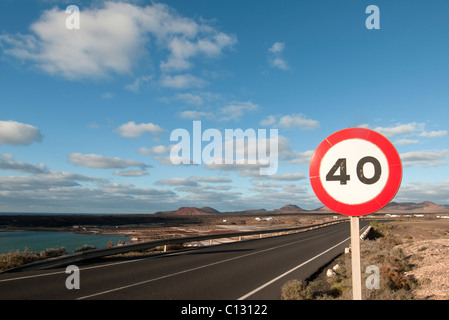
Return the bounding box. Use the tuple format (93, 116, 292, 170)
(319, 139, 389, 205)
(310, 128, 402, 216)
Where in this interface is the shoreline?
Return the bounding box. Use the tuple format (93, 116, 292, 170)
(0, 229, 131, 256)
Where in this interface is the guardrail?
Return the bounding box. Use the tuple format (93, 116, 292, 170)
(2, 219, 351, 273)
(360, 225, 372, 240)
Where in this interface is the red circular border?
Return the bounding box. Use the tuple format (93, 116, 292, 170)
(309, 128, 402, 216)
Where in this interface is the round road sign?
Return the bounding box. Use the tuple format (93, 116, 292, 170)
(309, 128, 402, 216)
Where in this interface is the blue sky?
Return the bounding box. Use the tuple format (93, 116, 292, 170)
(1, 0, 449, 213)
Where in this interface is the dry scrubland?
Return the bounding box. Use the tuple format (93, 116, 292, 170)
(282, 219, 449, 300)
(0, 245, 96, 272)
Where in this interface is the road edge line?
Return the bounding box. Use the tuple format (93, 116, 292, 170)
(237, 235, 351, 300)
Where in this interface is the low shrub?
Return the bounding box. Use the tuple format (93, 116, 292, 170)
(281, 221, 419, 300)
(40, 247, 66, 259)
(75, 245, 96, 252)
(281, 280, 313, 300)
(0, 248, 40, 271)
(0, 245, 84, 271)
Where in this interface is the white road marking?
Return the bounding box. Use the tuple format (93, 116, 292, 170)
(237, 235, 352, 300)
(76, 229, 344, 299)
(0, 269, 65, 282)
(1, 222, 365, 300)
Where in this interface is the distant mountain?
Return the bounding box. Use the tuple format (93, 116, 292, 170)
(158, 201, 449, 216)
(379, 201, 449, 214)
(200, 207, 220, 214)
(310, 201, 449, 215)
(164, 206, 220, 216)
(273, 204, 306, 213)
(310, 206, 335, 214)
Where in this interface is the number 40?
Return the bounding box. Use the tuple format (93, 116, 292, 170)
(326, 157, 381, 185)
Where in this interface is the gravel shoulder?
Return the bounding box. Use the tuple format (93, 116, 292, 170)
(392, 219, 449, 299)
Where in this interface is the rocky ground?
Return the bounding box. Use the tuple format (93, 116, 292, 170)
(391, 220, 449, 299)
(296, 218, 449, 300)
(98, 214, 339, 242)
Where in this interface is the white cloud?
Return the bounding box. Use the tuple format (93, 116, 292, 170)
(376, 122, 425, 137)
(0, 160, 182, 213)
(394, 139, 419, 145)
(68, 153, 149, 169)
(113, 169, 149, 177)
(160, 74, 207, 89)
(188, 176, 231, 183)
(395, 181, 449, 205)
(124, 75, 152, 92)
(0, 153, 48, 174)
(0, 3, 145, 79)
(252, 182, 282, 188)
(269, 42, 285, 54)
(285, 150, 315, 164)
(268, 41, 289, 71)
(100, 92, 115, 99)
(156, 178, 198, 187)
(260, 115, 276, 126)
(178, 110, 214, 120)
(161, 32, 237, 72)
(154, 155, 194, 166)
(0, 176, 178, 213)
(400, 150, 449, 167)
(271, 58, 289, 70)
(139, 144, 194, 166)
(419, 130, 447, 138)
(0, 120, 43, 145)
(358, 122, 449, 166)
(220, 101, 259, 121)
(239, 186, 320, 210)
(205, 162, 269, 173)
(87, 122, 101, 129)
(254, 172, 306, 181)
(0, 2, 236, 81)
(0, 170, 106, 190)
(116, 121, 164, 138)
(359, 122, 425, 137)
(178, 101, 259, 121)
(138, 145, 173, 155)
(282, 183, 308, 194)
(278, 114, 319, 130)
(175, 93, 204, 105)
(262, 114, 319, 130)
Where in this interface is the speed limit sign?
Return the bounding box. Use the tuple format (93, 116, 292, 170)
(309, 128, 402, 216)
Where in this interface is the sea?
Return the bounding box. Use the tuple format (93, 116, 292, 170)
(0, 212, 130, 254)
(0, 231, 129, 254)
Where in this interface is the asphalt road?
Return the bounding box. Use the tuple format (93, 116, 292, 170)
(0, 219, 368, 300)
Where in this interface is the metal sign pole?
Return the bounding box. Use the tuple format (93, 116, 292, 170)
(350, 216, 362, 300)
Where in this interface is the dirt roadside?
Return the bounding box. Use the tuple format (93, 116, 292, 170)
(390, 219, 449, 299)
(280, 218, 449, 300)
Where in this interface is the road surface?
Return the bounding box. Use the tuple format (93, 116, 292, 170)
(0, 219, 368, 300)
